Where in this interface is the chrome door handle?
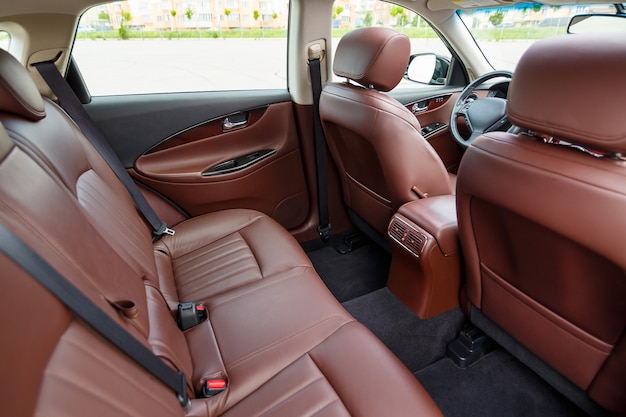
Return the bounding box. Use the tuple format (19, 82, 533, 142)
(222, 117, 248, 132)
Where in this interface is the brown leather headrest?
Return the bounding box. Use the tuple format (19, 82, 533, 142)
(0, 49, 45, 121)
(333, 27, 410, 92)
(507, 34, 626, 154)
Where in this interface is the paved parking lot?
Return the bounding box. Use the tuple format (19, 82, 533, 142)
(73, 37, 531, 95)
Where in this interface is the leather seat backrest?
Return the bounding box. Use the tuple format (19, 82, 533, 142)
(0, 49, 195, 415)
(320, 27, 451, 234)
(456, 34, 626, 414)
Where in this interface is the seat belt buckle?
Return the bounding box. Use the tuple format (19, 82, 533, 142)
(202, 379, 227, 398)
(317, 224, 331, 243)
(177, 302, 208, 331)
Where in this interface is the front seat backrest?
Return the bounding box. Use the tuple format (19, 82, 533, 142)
(320, 27, 452, 236)
(456, 34, 626, 415)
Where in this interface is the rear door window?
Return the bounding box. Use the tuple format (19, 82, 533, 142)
(74, 0, 288, 95)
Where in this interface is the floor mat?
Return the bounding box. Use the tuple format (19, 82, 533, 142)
(305, 235, 390, 302)
(416, 349, 589, 417)
(342, 288, 465, 372)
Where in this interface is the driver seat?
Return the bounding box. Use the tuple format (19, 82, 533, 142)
(456, 34, 626, 414)
(319, 27, 453, 239)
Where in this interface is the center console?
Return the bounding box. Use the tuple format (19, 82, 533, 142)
(387, 195, 461, 319)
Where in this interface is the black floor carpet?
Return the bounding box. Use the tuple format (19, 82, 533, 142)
(306, 234, 589, 417)
(304, 233, 390, 302)
(342, 288, 465, 372)
(416, 349, 589, 417)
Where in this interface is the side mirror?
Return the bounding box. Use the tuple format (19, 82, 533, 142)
(405, 53, 450, 85)
(567, 14, 626, 34)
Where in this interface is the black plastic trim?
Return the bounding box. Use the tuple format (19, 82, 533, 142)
(84, 90, 291, 168)
(202, 149, 276, 176)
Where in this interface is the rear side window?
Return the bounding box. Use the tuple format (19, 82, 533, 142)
(0, 31, 10, 51)
(74, 1, 288, 95)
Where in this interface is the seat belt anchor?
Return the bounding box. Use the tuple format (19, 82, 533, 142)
(176, 371, 191, 410)
(318, 224, 331, 243)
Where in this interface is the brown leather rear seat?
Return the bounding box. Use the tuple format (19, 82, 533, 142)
(0, 48, 443, 417)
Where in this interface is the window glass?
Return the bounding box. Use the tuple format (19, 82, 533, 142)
(332, 0, 452, 89)
(459, 3, 616, 70)
(0, 31, 10, 51)
(74, 0, 288, 95)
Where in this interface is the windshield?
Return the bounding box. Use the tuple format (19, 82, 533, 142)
(459, 3, 617, 70)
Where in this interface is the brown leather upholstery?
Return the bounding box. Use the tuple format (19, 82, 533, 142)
(457, 34, 626, 414)
(507, 34, 626, 154)
(388, 195, 461, 319)
(320, 27, 453, 235)
(333, 27, 410, 92)
(0, 50, 45, 121)
(0, 49, 443, 416)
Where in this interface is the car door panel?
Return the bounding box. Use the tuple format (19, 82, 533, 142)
(85, 92, 310, 230)
(84, 90, 292, 167)
(132, 101, 309, 229)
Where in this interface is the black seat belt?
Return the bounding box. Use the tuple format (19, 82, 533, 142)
(32, 55, 174, 239)
(0, 224, 189, 409)
(308, 48, 331, 242)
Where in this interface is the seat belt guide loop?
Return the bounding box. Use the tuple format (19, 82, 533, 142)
(308, 43, 322, 62)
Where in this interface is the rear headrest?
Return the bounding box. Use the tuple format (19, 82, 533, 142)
(507, 34, 626, 154)
(333, 27, 410, 92)
(0, 49, 45, 121)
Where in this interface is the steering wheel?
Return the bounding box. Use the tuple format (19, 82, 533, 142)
(450, 70, 513, 148)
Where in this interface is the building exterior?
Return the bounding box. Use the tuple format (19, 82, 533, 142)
(81, 0, 288, 30)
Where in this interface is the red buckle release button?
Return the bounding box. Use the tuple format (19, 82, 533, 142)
(207, 379, 226, 390)
(203, 379, 227, 398)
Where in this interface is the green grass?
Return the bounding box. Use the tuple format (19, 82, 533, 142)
(75, 26, 566, 41)
(471, 26, 567, 41)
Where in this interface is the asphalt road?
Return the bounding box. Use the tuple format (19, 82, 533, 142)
(73, 37, 532, 96)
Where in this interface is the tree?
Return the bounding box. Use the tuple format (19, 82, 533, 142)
(363, 11, 373, 27)
(98, 11, 110, 22)
(390, 5, 408, 27)
(411, 14, 421, 28)
(332, 5, 344, 19)
(170, 9, 177, 30)
(489, 10, 504, 27)
(185, 6, 195, 22)
(253, 10, 262, 38)
(118, 11, 132, 40)
(224, 9, 231, 30)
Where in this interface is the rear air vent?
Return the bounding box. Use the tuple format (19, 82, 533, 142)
(389, 219, 406, 242)
(388, 217, 427, 257)
(404, 231, 424, 254)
